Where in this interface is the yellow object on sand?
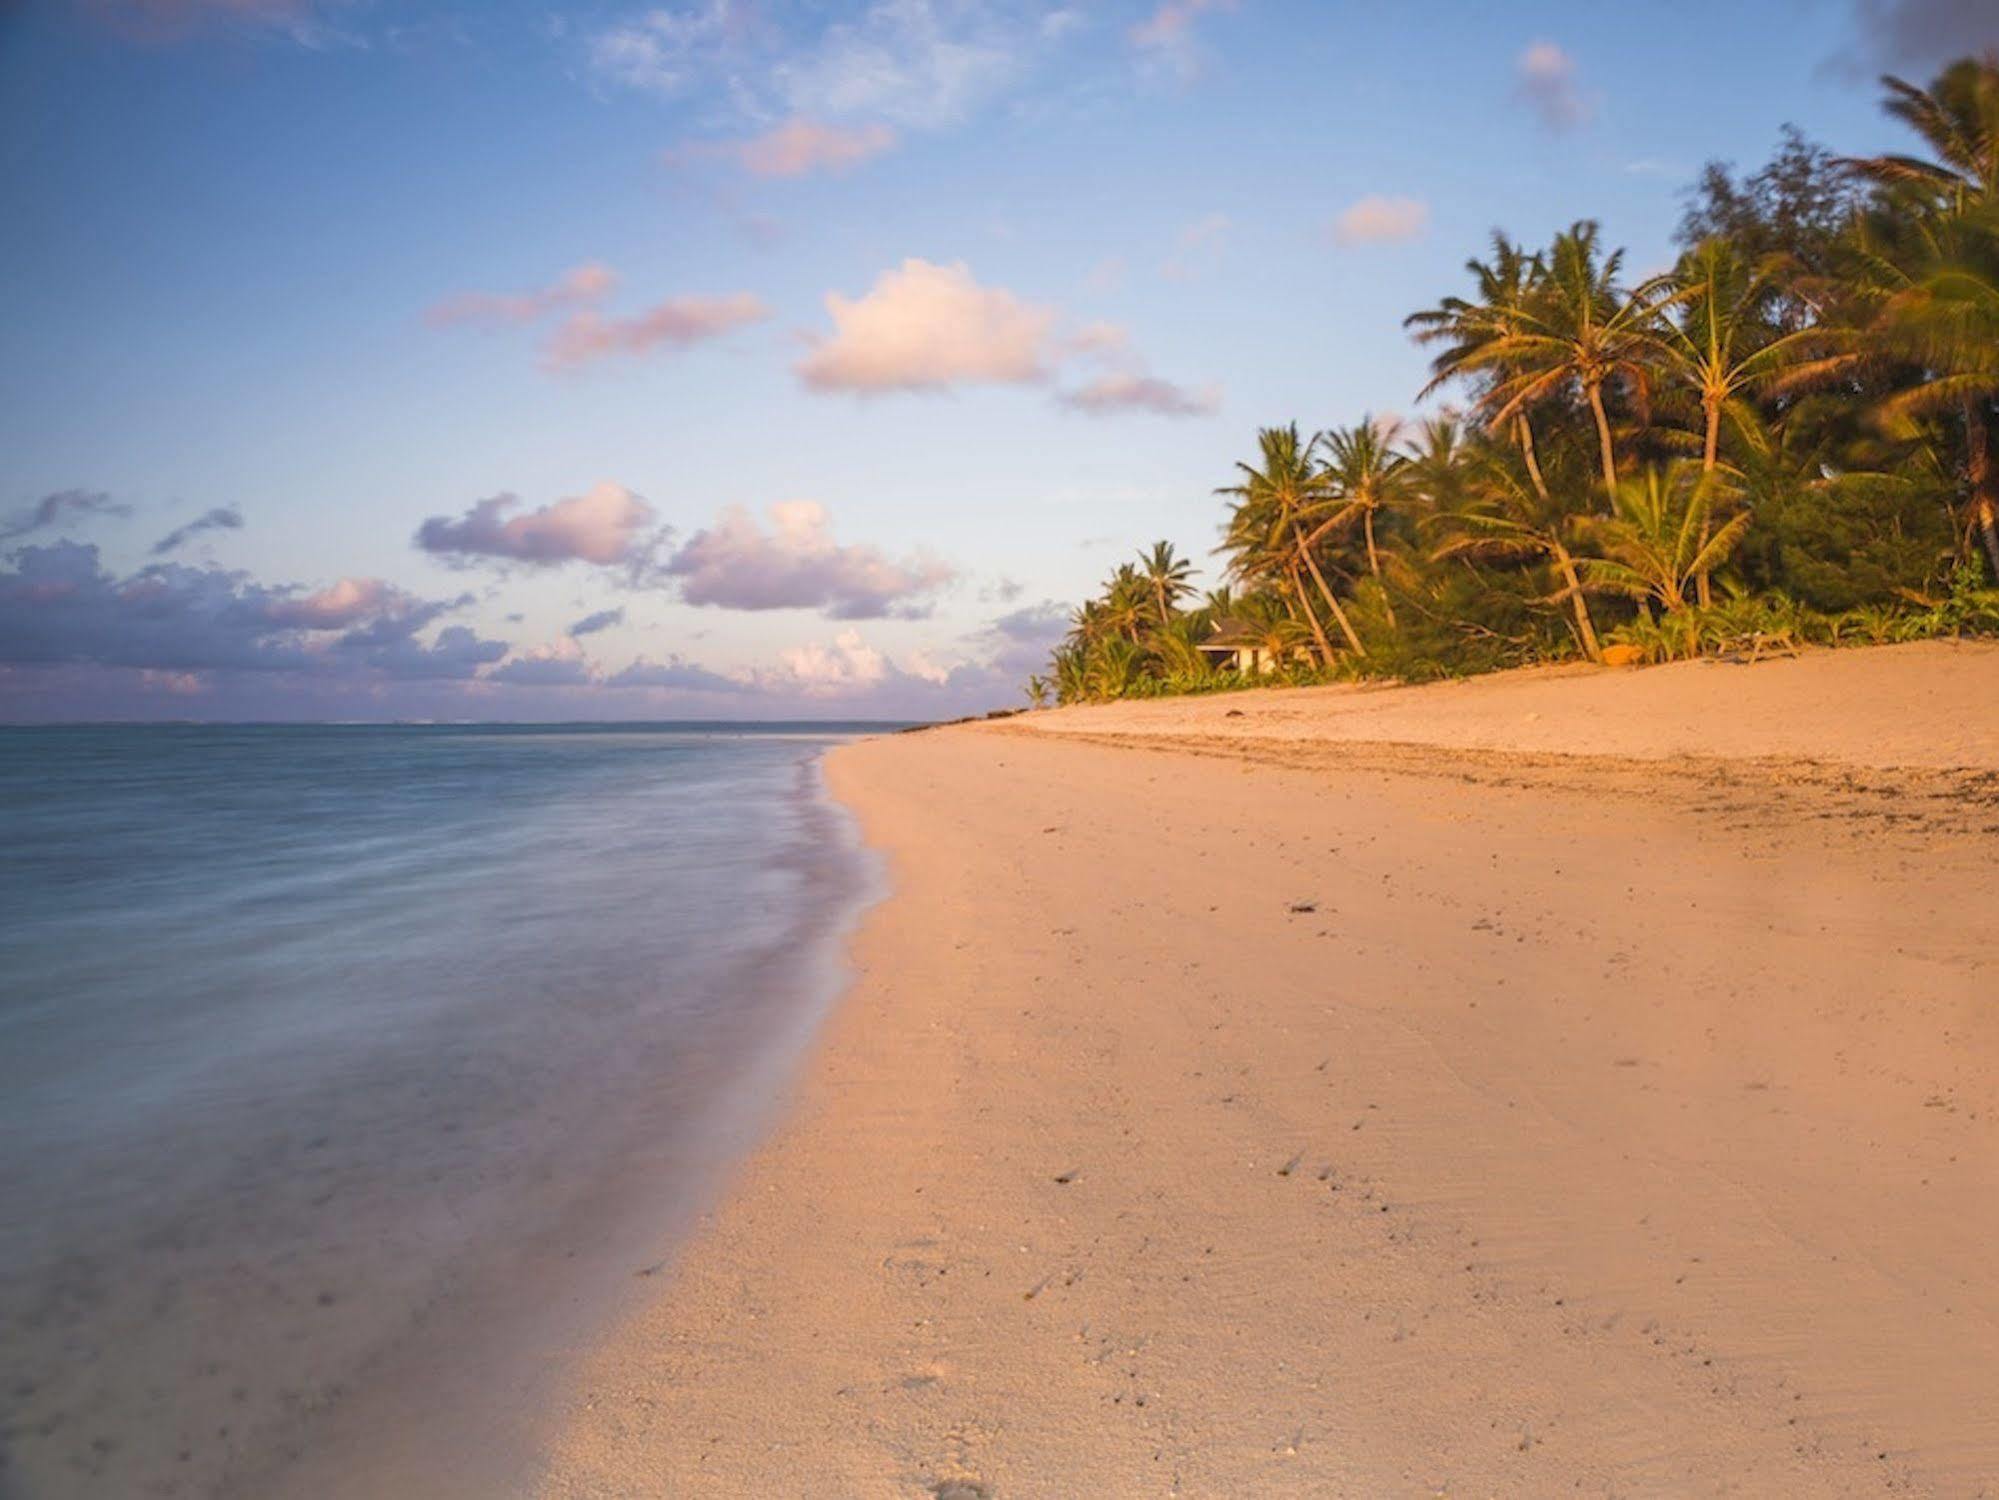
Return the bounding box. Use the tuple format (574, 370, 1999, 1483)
(1600, 644, 1647, 667)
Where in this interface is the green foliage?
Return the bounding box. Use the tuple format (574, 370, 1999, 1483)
(1036, 58, 1999, 708)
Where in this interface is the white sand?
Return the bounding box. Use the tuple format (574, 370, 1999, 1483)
(545, 643, 1999, 1496)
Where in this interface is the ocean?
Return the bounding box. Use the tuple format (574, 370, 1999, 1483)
(0, 723, 886, 1499)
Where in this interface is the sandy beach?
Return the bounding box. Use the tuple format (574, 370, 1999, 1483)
(546, 641, 1999, 1497)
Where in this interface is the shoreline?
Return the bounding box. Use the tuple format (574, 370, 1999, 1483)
(544, 644, 1999, 1496)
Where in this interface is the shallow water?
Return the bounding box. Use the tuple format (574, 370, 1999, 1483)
(0, 723, 884, 1498)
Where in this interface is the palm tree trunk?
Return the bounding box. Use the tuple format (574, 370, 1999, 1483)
(1363, 508, 1397, 629)
(1517, 417, 1553, 504)
(1964, 399, 1999, 584)
(1285, 563, 1337, 666)
(1551, 540, 1601, 662)
(1291, 523, 1366, 657)
(1696, 395, 1722, 608)
(1586, 380, 1619, 512)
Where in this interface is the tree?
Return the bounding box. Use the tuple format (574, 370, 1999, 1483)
(1137, 540, 1196, 626)
(1407, 235, 1563, 505)
(1581, 463, 1753, 615)
(1430, 448, 1604, 661)
(1480, 222, 1660, 510)
(1218, 424, 1366, 659)
(1312, 417, 1415, 599)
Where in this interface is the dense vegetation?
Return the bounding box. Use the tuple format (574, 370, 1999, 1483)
(1036, 58, 1999, 708)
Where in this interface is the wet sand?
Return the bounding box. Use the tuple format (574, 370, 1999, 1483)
(546, 642, 1999, 1496)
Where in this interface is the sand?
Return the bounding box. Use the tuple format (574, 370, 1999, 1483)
(544, 640, 1999, 1497)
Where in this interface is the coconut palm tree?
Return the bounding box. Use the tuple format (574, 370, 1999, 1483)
(1137, 540, 1196, 626)
(1640, 237, 1816, 602)
(1312, 417, 1415, 592)
(1792, 60, 1999, 578)
(1849, 56, 1999, 208)
(1581, 462, 1754, 614)
(1454, 223, 1660, 510)
(1430, 449, 1604, 660)
(1407, 235, 1563, 503)
(1217, 424, 1366, 659)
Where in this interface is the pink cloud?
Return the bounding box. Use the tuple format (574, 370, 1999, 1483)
(666, 501, 954, 618)
(797, 259, 1057, 393)
(1058, 372, 1219, 418)
(544, 292, 771, 368)
(415, 483, 658, 568)
(1516, 41, 1597, 131)
(264, 577, 410, 629)
(674, 119, 898, 178)
(425, 263, 617, 328)
(1330, 195, 1430, 246)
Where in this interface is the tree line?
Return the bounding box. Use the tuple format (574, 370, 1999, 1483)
(1037, 57, 1999, 708)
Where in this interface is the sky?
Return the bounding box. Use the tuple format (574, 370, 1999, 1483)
(2, 0, 1995, 721)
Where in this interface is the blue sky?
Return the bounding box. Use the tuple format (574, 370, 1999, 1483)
(2, 0, 1994, 720)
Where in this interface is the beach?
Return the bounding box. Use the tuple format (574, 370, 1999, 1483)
(547, 640, 1999, 1497)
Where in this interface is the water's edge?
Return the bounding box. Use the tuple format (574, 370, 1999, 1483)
(243, 745, 888, 1500)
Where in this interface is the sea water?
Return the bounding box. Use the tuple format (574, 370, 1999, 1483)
(0, 723, 884, 1498)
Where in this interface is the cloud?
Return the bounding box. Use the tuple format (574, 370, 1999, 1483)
(415, 484, 661, 569)
(487, 640, 595, 687)
(674, 118, 899, 178)
(979, 597, 1072, 675)
(774, 628, 889, 692)
(1160, 212, 1229, 281)
(569, 607, 626, 637)
(0, 540, 499, 684)
(1330, 194, 1429, 246)
(1058, 372, 1219, 418)
(590, 0, 1047, 130)
(1130, 0, 1235, 79)
(1515, 41, 1596, 131)
(424, 263, 618, 329)
(544, 292, 770, 369)
(665, 501, 954, 618)
(798, 258, 1058, 393)
(608, 656, 749, 693)
(427, 265, 762, 369)
(151, 505, 245, 555)
(1837, 0, 1999, 72)
(2, 489, 132, 540)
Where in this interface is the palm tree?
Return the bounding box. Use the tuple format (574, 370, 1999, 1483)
(1430, 448, 1604, 660)
(1024, 674, 1051, 709)
(1217, 424, 1366, 659)
(1137, 540, 1196, 625)
(1451, 223, 1660, 509)
(1311, 417, 1415, 598)
(1641, 237, 1813, 602)
(1098, 563, 1152, 642)
(1799, 60, 1999, 578)
(1581, 463, 1754, 615)
(1407, 235, 1563, 504)
(1849, 56, 1999, 209)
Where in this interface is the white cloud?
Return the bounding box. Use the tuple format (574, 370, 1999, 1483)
(1515, 41, 1597, 131)
(591, 0, 1067, 131)
(798, 258, 1058, 393)
(776, 629, 889, 692)
(1330, 195, 1429, 246)
(666, 500, 954, 618)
